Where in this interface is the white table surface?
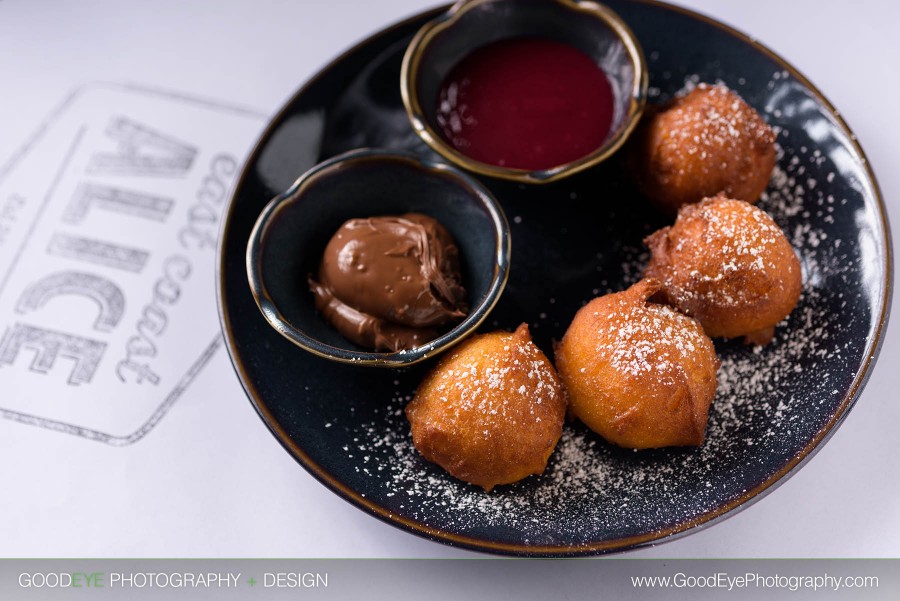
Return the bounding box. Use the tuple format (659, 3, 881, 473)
(0, 0, 897, 559)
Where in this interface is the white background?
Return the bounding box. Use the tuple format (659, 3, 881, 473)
(0, 0, 898, 558)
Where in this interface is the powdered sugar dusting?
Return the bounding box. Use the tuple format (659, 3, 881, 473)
(608, 304, 700, 378)
(649, 197, 792, 308)
(655, 82, 776, 191)
(323, 70, 871, 549)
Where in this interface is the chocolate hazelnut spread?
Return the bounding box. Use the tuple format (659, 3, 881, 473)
(309, 213, 468, 351)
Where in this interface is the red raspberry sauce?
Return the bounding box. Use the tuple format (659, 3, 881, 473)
(436, 37, 614, 171)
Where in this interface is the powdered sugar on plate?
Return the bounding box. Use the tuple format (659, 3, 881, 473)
(328, 70, 873, 549)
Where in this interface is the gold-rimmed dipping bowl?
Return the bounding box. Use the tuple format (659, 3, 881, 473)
(245, 148, 511, 368)
(401, 0, 648, 184)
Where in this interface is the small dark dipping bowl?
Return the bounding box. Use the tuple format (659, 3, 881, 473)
(246, 149, 511, 367)
(401, 0, 648, 184)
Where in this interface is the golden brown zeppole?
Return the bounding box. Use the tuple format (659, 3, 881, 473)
(405, 324, 566, 491)
(634, 83, 776, 214)
(556, 279, 719, 449)
(644, 195, 802, 345)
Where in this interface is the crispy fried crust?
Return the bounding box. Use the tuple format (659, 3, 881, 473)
(644, 196, 802, 342)
(634, 83, 776, 215)
(405, 324, 566, 491)
(556, 279, 719, 449)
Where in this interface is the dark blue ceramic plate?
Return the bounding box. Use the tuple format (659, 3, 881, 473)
(217, 0, 891, 556)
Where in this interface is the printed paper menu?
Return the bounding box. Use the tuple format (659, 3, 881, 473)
(0, 83, 266, 444)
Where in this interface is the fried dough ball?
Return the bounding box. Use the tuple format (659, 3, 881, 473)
(556, 279, 718, 449)
(644, 195, 802, 345)
(405, 324, 566, 491)
(634, 83, 776, 214)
